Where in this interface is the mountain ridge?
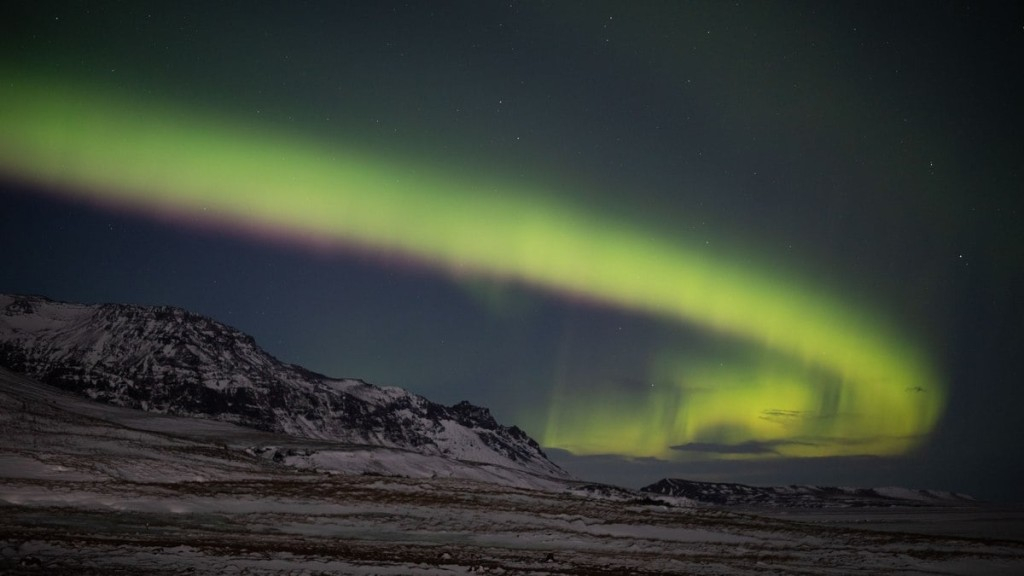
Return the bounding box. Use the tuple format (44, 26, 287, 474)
(0, 293, 569, 480)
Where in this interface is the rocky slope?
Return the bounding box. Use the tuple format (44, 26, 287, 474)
(0, 293, 569, 480)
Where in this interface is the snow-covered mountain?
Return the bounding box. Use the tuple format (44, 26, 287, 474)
(641, 478, 976, 508)
(0, 293, 569, 480)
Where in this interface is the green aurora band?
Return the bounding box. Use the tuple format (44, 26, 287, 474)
(0, 73, 945, 460)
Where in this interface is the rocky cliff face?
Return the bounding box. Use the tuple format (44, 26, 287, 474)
(0, 293, 568, 479)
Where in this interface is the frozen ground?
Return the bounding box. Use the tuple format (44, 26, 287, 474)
(748, 506, 1024, 543)
(2, 368, 1023, 575)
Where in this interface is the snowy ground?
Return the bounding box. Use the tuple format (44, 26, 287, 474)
(2, 368, 1023, 575)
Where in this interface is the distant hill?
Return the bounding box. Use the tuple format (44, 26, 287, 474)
(642, 477, 976, 507)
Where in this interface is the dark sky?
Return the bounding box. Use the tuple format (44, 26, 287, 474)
(2, 1, 1022, 501)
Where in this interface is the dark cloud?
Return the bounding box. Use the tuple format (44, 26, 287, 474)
(669, 439, 815, 455)
(760, 409, 805, 418)
(758, 409, 815, 424)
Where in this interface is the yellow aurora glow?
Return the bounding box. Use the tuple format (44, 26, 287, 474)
(0, 72, 945, 459)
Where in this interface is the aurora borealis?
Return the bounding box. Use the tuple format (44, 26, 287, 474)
(0, 69, 944, 460)
(2, 2, 1022, 499)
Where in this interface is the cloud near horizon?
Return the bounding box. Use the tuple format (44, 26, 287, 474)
(669, 439, 817, 455)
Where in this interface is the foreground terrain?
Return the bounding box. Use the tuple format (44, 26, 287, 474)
(7, 475, 1024, 576)
(2, 369, 1023, 574)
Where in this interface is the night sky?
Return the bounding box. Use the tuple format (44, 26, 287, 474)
(2, 2, 1022, 501)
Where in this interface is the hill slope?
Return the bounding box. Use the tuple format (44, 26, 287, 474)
(0, 293, 568, 481)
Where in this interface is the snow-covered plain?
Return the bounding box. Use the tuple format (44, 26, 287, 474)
(2, 368, 1023, 575)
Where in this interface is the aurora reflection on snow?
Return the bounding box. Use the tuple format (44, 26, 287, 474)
(0, 72, 944, 459)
